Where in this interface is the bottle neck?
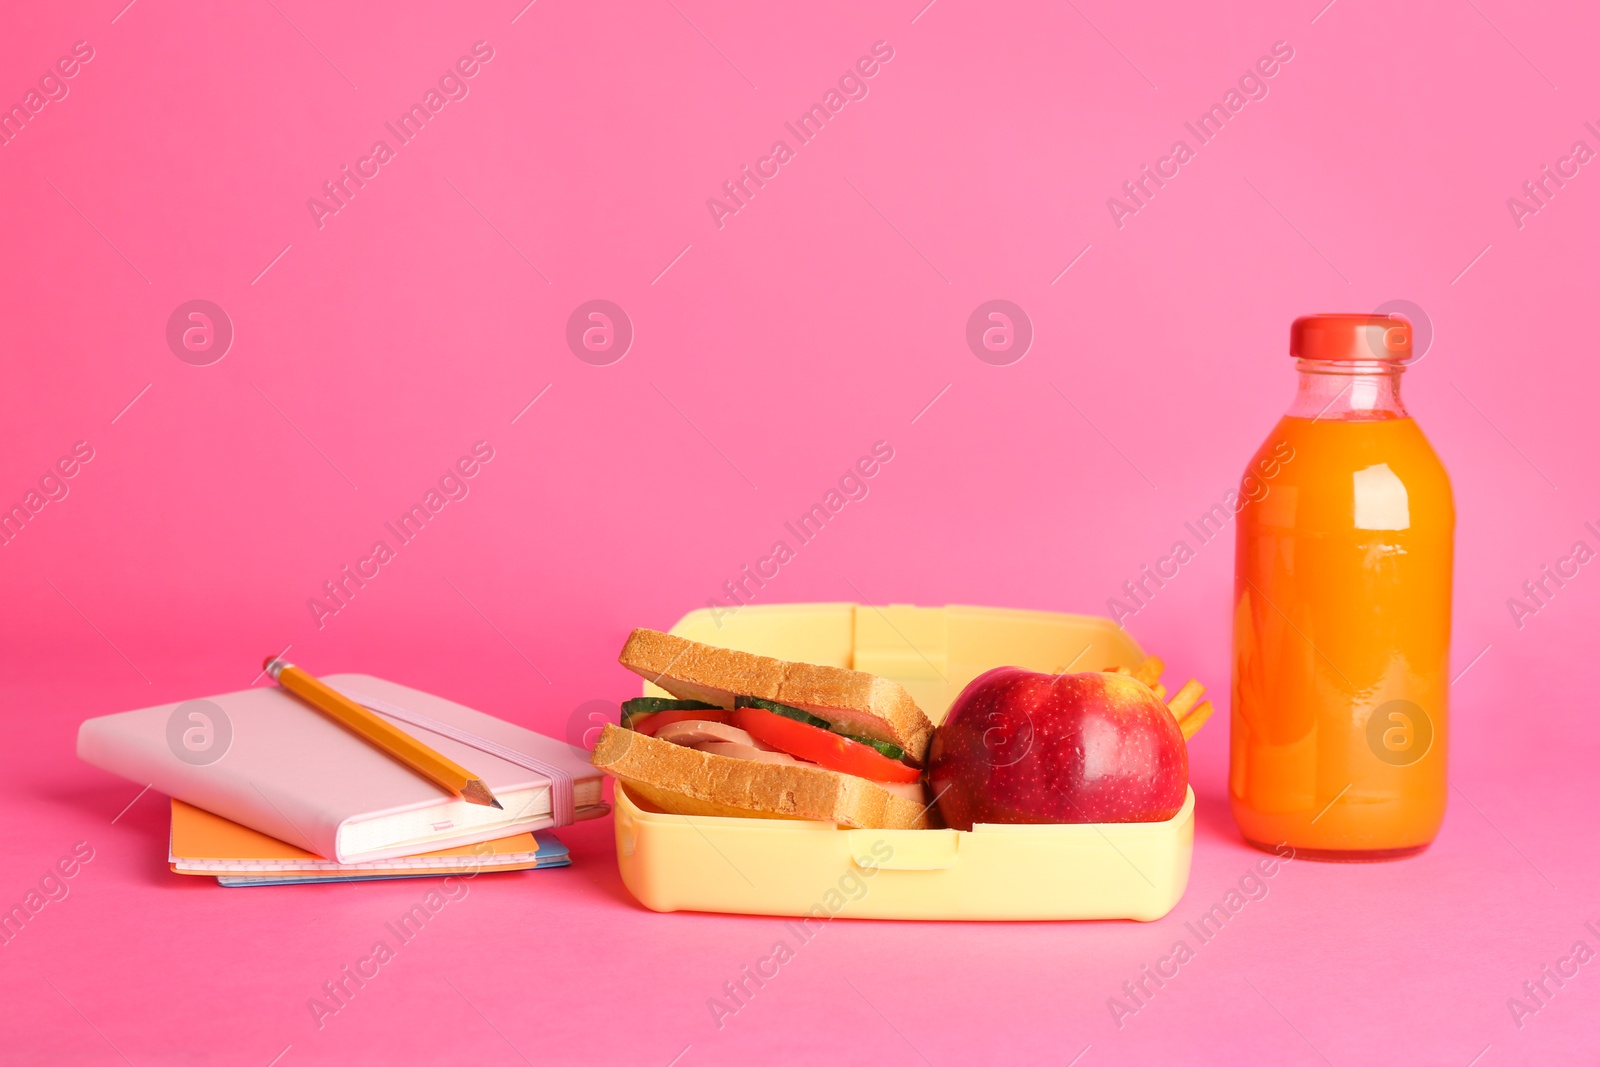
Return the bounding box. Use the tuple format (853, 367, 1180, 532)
(1286, 359, 1409, 421)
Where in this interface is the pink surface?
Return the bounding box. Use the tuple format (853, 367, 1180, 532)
(1, 0, 1596, 1063)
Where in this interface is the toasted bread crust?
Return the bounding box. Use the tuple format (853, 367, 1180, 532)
(589, 724, 933, 830)
(618, 628, 934, 761)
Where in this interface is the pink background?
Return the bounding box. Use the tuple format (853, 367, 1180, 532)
(3, 0, 1598, 1062)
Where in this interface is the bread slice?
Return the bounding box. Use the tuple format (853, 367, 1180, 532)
(589, 724, 934, 830)
(618, 628, 934, 762)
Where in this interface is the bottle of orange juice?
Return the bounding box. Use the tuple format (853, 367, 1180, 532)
(1230, 314, 1453, 859)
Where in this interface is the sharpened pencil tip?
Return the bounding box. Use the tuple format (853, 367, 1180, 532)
(460, 779, 502, 809)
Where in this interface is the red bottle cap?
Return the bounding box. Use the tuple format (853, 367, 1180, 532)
(1291, 313, 1412, 362)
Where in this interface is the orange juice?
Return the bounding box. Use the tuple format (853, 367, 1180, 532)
(1230, 315, 1453, 859)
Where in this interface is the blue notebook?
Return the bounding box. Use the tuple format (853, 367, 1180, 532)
(216, 832, 570, 887)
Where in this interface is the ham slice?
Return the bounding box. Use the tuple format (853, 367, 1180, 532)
(653, 720, 803, 765)
(880, 780, 928, 804)
(654, 720, 761, 749)
(696, 742, 806, 765)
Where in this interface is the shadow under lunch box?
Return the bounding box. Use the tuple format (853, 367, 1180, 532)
(611, 603, 1194, 921)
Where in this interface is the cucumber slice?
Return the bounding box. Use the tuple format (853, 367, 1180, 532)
(831, 729, 907, 763)
(734, 695, 832, 730)
(620, 697, 720, 726)
(735, 696, 910, 764)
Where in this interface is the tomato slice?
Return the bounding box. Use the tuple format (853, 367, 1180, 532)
(630, 710, 729, 737)
(730, 708, 922, 784)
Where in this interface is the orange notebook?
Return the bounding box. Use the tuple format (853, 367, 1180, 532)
(169, 800, 551, 878)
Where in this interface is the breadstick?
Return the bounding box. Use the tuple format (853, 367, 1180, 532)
(1133, 656, 1165, 687)
(1179, 701, 1213, 740)
(1167, 679, 1205, 721)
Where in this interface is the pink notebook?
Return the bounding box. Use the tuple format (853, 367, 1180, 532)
(78, 674, 606, 863)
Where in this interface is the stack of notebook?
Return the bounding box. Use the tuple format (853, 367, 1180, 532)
(78, 673, 606, 887)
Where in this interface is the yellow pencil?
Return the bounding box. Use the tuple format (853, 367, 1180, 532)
(263, 657, 502, 809)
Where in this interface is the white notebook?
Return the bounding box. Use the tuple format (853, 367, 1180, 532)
(78, 674, 605, 863)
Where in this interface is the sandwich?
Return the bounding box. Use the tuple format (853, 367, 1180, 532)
(589, 629, 936, 830)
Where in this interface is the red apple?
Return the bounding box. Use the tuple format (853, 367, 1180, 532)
(927, 667, 1188, 830)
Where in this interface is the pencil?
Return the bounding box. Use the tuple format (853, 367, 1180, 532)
(263, 657, 503, 809)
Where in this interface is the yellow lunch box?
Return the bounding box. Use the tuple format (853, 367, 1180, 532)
(611, 602, 1194, 921)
